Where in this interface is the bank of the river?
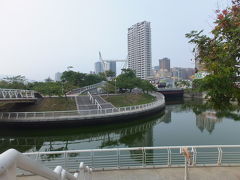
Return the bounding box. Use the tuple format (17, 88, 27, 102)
(184, 89, 205, 99)
(1, 98, 240, 153)
(0, 97, 76, 112)
(102, 93, 156, 107)
(0, 92, 164, 127)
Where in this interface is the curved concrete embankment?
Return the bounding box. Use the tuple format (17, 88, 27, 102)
(0, 92, 165, 127)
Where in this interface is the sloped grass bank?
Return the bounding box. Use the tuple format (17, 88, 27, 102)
(102, 93, 156, 107)
(0, 97, 76, 112)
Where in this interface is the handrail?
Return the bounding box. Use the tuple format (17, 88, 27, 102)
(87, 91, 102, 109)
(0, 149, 92, 180)
(0, 88, 36, 99)
(87, 91, 94, 104)
(21, 145, 240, 172)
(94, 99, 102, 110)
(0, 93, 165, 120)
(67, 81, 106, 95)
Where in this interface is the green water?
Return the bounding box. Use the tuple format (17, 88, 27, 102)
(1, 98, 240, 153)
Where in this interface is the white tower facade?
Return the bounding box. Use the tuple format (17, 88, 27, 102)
(128, 21, 152, 79)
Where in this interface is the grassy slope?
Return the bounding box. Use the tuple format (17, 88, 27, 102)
(102, 93, 156, 107)
(0, 97, 76, 112)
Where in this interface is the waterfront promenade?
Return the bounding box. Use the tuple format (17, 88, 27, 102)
(18, 167, 240, 180)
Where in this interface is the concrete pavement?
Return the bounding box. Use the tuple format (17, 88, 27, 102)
(17, 167, 240, 180)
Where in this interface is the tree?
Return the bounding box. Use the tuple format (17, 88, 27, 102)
(31, 82, 62, 97)
(175, 80, 191, 89)
(61, 70, 106, 88)
(186, 0, 240, 104)
(1, 75, 27, 89)
(102, 81, 115, 95)
(138, 79, 156, 94)
(116, 69, 137, 92)
(105, 70, 116, 78)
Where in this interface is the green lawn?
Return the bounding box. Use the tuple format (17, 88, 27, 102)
(0, 97, 77, 112)
(102, 93, 156, 107)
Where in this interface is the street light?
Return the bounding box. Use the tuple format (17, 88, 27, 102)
(115, 79, 117, 94)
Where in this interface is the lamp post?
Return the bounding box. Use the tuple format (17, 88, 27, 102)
(115, 79, 117, 94)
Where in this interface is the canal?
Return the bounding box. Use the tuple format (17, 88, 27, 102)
(1, 98, 240, 153)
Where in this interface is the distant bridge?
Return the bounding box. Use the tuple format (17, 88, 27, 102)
(0, 88, 42, 103)
(157, 88, 184, 98)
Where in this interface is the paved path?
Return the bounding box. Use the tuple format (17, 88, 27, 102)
(17, 167, 240, 180)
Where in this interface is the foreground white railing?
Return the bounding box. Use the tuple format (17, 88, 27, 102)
(0, 149, 92, 180)
(0, 88, 36, 100)
(0, 93, 165, 120)
(20, 145, 240, 173)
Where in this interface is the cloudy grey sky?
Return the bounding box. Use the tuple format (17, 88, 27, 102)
(0, 0, 229, 81)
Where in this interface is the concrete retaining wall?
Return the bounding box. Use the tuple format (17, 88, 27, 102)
(0, 93, 165, 128)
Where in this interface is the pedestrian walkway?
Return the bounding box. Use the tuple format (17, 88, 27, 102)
(17, 167, 240, 180)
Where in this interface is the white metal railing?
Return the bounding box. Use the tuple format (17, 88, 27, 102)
(67, 81, 106, 95)
(0, 88, 36, 100)
(20, 145, 240, 173)
(94, 99, 102, 110)
(0, 149, 92, 180)
(87, 92, 94, 104)
(87, 91, 102, 110)
(0, 93, 165, 121)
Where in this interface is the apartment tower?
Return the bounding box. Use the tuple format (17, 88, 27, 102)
(159, 58, 170, 72)
(127, 21, 152, 79)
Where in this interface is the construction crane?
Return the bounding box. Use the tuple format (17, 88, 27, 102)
(99, 52, 128, 75)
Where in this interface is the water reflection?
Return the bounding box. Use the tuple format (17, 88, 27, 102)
(1, 98, 240, 153)
(196, 111, 223, 133)
(0, 112, 165, 153)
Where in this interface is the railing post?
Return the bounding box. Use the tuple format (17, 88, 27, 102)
(79, 162, 85, 180)
(142, 148, 146, 168)
(217, 147, 223, 166)
(184, 157, 188, 180)
(168, 148, 171, 167)
(191, 147, 197, 166)
(91, 151, 94, 169)
(117, 149, 120, 168)
(64, 151, 67, 169)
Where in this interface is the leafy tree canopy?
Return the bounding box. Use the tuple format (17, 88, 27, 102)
(186, 0, 240, 104)
(61, 70, 106, 87)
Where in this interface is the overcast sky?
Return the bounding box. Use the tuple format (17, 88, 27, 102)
(0, 0, 230, 81)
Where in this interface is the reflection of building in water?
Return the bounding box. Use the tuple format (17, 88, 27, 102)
(196, 111, 222, 133)
(0, 116, 167, 153)
(161, 109, 172, 124)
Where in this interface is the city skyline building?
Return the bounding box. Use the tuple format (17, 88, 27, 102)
(159, 58, 170, 72)
(127, 21, 152, 79)
(94, 61, 104, 74)
(104, 61, 116, 74)
(94, 61, 117, 74)
(55, 72, 62, 82)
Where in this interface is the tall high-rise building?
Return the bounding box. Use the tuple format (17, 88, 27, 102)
(94, 61, 104, 74)
(128, 21, 152, 79)
(159, 58, 170, 72)
(94, 61, 117, 75)
(55, 72, 62, 82)
(104, 61, 116, 74)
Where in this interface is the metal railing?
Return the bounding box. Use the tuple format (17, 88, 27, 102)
(87, 91, 102, 110)
(21, 145, 240, 173)
(0, 88, 36, 100)
(87, 92, 94, 104)
(0, 149, 92, 180)
(0, 93, 165, 121)
(67, 82, 106, 95)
